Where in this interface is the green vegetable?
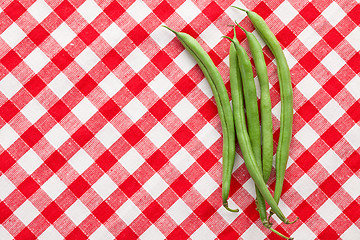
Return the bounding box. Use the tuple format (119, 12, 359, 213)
(238, 25, 273, 184)
(164, 26, 237, 212)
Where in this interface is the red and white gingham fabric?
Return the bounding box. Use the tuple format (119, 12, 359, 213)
(0, 0, 359, 239)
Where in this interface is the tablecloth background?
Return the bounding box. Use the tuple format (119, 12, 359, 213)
(0, 0, 359, 239)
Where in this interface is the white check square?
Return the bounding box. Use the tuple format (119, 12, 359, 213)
(89, 225, 114, 240)
(344, 125, 360, 149)
(44, 124, 70, 149)
(13, 200, 39, 225)
(127, 0, 151, 23)
(318, 149, 342, 174)
(346, 26, 360, 51)
(96, 123, 121, 148)
(242, 224, 266, 240)
(120, 148, 144, 174)
(170, 148, 194, 174)
(140, 225, 164, 240)
(72, 98, 97, 123)
(193, 173, 218, 198)
(21, 99, 46, 124)
(292, 224, 316, 240)
(176, 0, 201, 23)
(298, 26, 321, 50)
(343, 175, 360, 199)
(292, 174, 317, 199)
(92, 174, 117, 200)
(321, 50, 345, 75)
(51, 23, 76, 48)
(1, 23, 26, 48)
(274, 1, 298, 25)
(143, 173, 168, 199)
(200, 24, 223, 49)
(172, 98, 197, 123)
(174, 50, 197, 74)
(41, 175, 67, 200)
(99, 72, 124, 97)
(196, 123, 220, 148)
(191, 224, 217, 240)
(125, 48, 149, 73)
(75, 47, 100, 72)
(68, 149, 93, 174)
(0, 73, 22, 99)
(65, 200, 91, 225)
(38, 226, 63, 240)
(0, 175, 15, 201)
(116, 199, 141, 225)
(48, 73, 73, 99)
(122, 98, 147, 123)
(101, 23, 125, 48)
(167, 199, 192, 224)
(296, 74, 321, 100)
(148, 73, 173, 98)
(295, 123, 319, 148)
(17, 149, 43, 175)
(0, 124, 19, 149)
(317, 199, 341, 224)
(28, 0, 52, 23)
(146, 123, 171, 148)
(322, 2, 346, 26)
(320, 99, 345, 124)
(345, 75, 360, 100)
(24, 48, 49, 73)
(77, 0, 102, 23)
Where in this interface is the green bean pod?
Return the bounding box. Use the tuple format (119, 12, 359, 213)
(235, 39, 262, 175)
(233, 7, 293, 205)
(229, 28, 269, 226)
(239, 25, 273, 184)
(224, 35, 290, 224)
(164, 26, 237, 212)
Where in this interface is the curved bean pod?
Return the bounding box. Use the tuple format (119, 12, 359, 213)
(229, 27, 271, 227)
(228, 31, 270, 228)
(235, 36, 262, 175)
(238, 25, 273, 184)
(164, 26, 237, 212)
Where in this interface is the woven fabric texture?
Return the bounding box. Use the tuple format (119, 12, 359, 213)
(0, 0, 359, 239)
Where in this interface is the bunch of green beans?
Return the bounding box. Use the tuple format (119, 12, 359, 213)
(163, 5, 296, 239)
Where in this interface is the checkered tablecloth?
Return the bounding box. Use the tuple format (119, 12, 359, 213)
(0, 0, 359, 239)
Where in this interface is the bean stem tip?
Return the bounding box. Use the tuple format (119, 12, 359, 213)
(221, 36, 234, 43)
(162, 25, 177, 35)
(223, 202, 239, 212)
(286, 217, 299, 225)
(235, 21, 247, 33)
(268, 227, 294, 240)
(231, 6, 248, 13)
